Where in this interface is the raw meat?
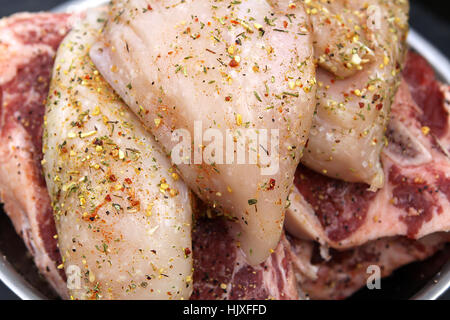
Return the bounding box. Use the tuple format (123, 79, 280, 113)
(43, 10, 193, 300)
(301, 0, 409, 189)
(191, 217, 298, 300)
(290, 233, 449, 300)
(286, 52, 450, 248)
(0, 12, 72, 298)
(90, 0, 317, 265)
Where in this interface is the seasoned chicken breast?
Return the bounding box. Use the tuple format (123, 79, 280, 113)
(43, 10, 193, 300)
(90, 0, 316, 264)
(301, 0, 409, 189)
(286, 52, 450, 249)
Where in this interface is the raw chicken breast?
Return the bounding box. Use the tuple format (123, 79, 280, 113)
(301, 0, 409, 189)
(90, 0, 316, 264)
(43, 10, 193, 300)
(286, 52, 450, 249)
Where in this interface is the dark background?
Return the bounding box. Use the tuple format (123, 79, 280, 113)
(0, 0, 448, 300)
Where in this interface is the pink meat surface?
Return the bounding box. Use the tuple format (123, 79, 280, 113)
(0, 12, 72, 298)
(191, 217, 298, 300)
(291, 52, 450, 249)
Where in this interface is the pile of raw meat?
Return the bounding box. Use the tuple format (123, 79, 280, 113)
(0, 1, 448, 300)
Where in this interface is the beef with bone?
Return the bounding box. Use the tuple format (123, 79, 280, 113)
(286, 52, 450, 249)
(0, 12, 72, 298)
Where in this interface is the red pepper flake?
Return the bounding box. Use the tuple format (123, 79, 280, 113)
(267, 178, 276, 190)
(229, 59, 239, 68)
(225, 96, 232, 102)
(105, 195, 112, 202)
(184, 247, 191, 257)
(376, 103, 383, 110)
(283, 21, 288, 28)
(147, 4, 153, 11)
(325, 47, 330, 54)
(131, 200, 140, 207)
(108, 174, 117, 182)
(359, 102, 365, 108)
(124, 178, 133, 184)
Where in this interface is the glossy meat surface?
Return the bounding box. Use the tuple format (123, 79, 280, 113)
(286, 52, 450, 248)
(91, 0, 316, 265)
(0, 12, 72, 298)
(192, 215, 298, 300)
(290, 233, 449, 300)
(301, 0, 409, 188)
(43, 10, 193, 300)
